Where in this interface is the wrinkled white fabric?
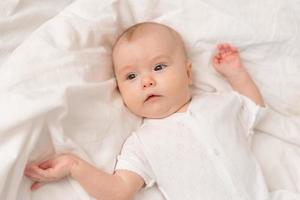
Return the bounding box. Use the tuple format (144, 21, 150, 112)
(0, 0, 74, 67)
(0, 0, 300, 199)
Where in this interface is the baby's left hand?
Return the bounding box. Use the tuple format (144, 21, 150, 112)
(24, 154, 76, 190)
(213, 43, 246, 79)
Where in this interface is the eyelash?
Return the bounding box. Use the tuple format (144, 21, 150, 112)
(125, 63, 168, 80)
(154, 63, 167, 71)
(126, 73, 137, 80)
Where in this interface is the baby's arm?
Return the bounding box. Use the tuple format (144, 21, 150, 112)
(24, 154, 144, 200)
(213, 43, 265, 106)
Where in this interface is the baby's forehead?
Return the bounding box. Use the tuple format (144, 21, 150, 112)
(112, 22, 188, 69)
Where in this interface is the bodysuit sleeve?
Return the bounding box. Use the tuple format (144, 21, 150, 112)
(233, 92, 267, 138)
(234, 91, 300, 147)
(115, 133, 156, 188)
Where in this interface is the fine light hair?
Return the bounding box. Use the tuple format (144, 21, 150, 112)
(112, 22, 188, 60)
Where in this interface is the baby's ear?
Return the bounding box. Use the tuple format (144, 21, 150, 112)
(186, 60, 193, 85)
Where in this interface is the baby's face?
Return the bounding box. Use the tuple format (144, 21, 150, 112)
(113, 24, 192, 119)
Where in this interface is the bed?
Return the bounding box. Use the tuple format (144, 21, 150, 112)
(0, 0, 300, 199)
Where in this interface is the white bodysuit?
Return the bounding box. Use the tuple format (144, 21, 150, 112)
(115, 91, 269, 200)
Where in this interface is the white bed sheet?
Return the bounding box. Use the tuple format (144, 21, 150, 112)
(0, 0, 300, 199)
(0, 0, 74, 67)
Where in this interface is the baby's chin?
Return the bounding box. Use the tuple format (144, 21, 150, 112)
(137, 107, 178, 119)
(142, 112, 172, 119)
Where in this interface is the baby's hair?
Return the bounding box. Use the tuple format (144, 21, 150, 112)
(119, 23, 140, 41)
(112, 22, 188, 59)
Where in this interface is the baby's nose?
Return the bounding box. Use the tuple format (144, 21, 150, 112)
(142, 77, 155, 88)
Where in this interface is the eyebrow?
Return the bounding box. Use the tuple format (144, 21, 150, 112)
(150, 55, 171, 62)
(116, 65, 134, 76)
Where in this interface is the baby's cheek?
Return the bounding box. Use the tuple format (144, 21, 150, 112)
(124, 94, 139, 108)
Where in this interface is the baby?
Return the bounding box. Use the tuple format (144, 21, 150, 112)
(25, 22, 269, 200)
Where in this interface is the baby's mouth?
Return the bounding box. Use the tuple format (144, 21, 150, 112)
(145, 94, 161, 102)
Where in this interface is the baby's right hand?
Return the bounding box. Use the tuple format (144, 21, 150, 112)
(24, 154, 77, 190)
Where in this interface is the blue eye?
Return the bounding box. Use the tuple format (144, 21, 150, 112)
(154, 64, 167, 71)
(126, 73, 137, 80)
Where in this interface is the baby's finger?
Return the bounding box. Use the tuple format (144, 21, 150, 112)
(25, 172, 44, 182)
(231, 46, 238, 53)
(217, 43, 223, 49)
(25, 165, 51, 181)
(213, 57, 220, 65)
(39, 160, 53, 170)
(31, 182, 45, 191)
(225, 43, 238, 53)
(24, 165, 38, 176)
(224, 44, 231, 53)
(24, 169, 45, 182)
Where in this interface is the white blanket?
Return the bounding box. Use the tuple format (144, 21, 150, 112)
(0, 0, 300, 199)
(0, 0, 74, 67)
